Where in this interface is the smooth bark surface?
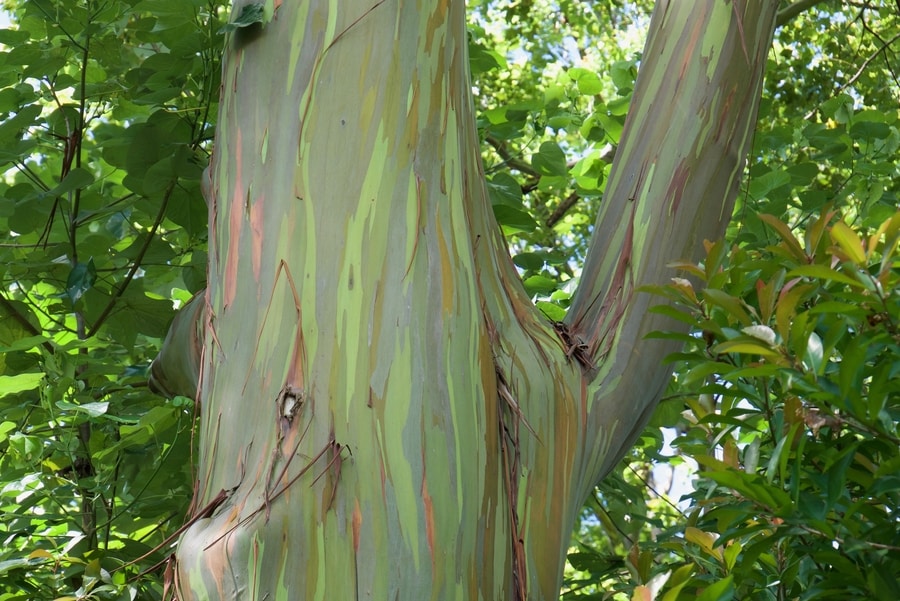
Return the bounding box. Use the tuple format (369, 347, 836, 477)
(170, 1, 779, 598)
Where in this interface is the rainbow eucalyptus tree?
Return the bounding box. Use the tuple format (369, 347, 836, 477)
(152, 0, 780, 598)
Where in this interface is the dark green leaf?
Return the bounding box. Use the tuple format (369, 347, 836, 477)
(531, 141, 567, 177)
(492, 205, 537, 233)
(512, 252, 546, 271)
(66, 258, 97, 305)
(219, 3, 265, 33)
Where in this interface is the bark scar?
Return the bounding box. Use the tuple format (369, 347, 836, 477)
(496, 364, 529, 601)
(553, 321, 595, 371)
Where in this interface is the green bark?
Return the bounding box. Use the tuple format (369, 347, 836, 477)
(170, 1, 779, 598)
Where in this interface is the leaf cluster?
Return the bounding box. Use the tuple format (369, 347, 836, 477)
(561, 2, 900, 600)
(0, 0, 226, 597)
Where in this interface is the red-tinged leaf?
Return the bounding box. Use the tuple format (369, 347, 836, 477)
(775, 283, 813, 343)
(671, 277, 698, 303)
(804, 205, 837, 258)
(631, 584, 653, 601)
(756, 278, 775, 324)
(723, 438, 739, 469)
(667, 260, 705, 279)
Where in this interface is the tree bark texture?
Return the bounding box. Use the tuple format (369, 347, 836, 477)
(172, 1, 778, 599)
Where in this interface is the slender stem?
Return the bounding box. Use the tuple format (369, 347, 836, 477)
(89, 181, 176, 335)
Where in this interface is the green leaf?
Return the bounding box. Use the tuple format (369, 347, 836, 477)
(850, 120, 891, 140)
(165, 185, 207, 235)
(48, 167, 94, 197)
(492, 204, 537, 233)
(820, 94, 853, 118)
(469, 41, 505, 74)
(825, 445, 855, 511)
(661, 564, 695, 601)
(512, 252, 546, 271)
(535, 301, 566, 321)
(748, 169, 790, 201)
(803, 331, 823, 374)
(703, 289, 752, 325)
(66, 258, 97, 305)
(55, 400, 110, 418)
(487, 173, 524, 206)
(219, 3, 266, 33)
(786, 264, 860, 288)
(0, 29, 31, 45)
(0, 335, 49, 353)
(758, 213, 805, 260)
(830, 221, 866, 264)
(592, 110, 624, 144)
(0, 373, 44, 398)
(696, 575, 734, 601)
(0, 554, 52, 576)
(702, 467, 791, 512)
(7, 432, 42, 465)
(0, 104, 41, 142)
(531, 141, 567, 177)
(567, 67, 602, 95)
(867, 568, 900, 600)
(523, 275, 557, 296)
(566, 551, 621, 575)
(610, 59, 637, 92)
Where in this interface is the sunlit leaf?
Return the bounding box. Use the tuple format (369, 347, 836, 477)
(0, 373, 43, 398)
(568, 67, 603, 96)
(696, 575, 734, 601)
(830, 221, 866, 263)
(55, 400, 110, 418)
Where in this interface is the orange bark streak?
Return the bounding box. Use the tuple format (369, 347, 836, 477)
(680, 15, 704, 80)
(224, 130, 245, 309)
(352, 499, 362, 552)
(249, 193, 265, 281)
(422, 477, 436, 568)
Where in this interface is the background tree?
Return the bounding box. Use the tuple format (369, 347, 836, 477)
(0, 1, 896, 600)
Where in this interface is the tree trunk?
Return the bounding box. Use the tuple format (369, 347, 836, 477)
(171, 1, 778, 598)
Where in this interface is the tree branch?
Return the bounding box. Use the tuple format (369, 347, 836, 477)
(485, 135, 538, 177)
(567, 0, 780, 479)
(776, 0, 830, 27)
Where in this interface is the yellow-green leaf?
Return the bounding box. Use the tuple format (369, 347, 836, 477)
(713, 340, 780, 358)
(0, 373, 43, 398)
(830, 221, 866, 264)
